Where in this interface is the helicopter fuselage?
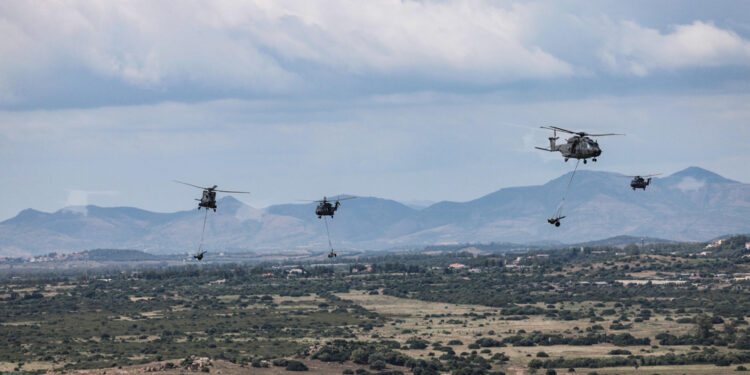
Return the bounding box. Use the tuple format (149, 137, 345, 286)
(557, 136, 602, 161)
(197, 190, 217, 211)
(630, 177, 651, 190)
(316, 201, 340, 218)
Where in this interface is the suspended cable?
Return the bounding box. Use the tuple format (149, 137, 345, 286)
(198, 208, 209, 252)
(551, 159, 581, 222)
(323, 215, 334, 253)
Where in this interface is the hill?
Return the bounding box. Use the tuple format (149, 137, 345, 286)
(1, 166, 748, 256)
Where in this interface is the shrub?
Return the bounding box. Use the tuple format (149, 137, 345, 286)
(406, 337, 429, 350)
(286, 360, 309, 371)
(370, 360, 386, 370)
(608, 349, 632, 355)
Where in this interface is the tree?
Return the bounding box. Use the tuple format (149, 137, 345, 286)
(286, 360, 308, 371)
(694, 314, 714, 340)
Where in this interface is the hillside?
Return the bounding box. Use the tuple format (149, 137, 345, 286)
(1, 166, 748, 256)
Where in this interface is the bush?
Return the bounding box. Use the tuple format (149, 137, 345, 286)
(537, 352, 549, 358)
(342, 370, 354, 374)
(545, 370, 557, 375)
(370, 360, 386, 370)
(406, 337, 429, 350)
(273, 359, 289, 367)
(608, 349, 632, 355)
(286, 360, 309, 371)
(738, 365, 748, 371)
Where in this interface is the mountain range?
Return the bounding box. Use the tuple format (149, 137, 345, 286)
(1, 166, 748, 257)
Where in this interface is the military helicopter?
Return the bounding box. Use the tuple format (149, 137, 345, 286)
(193, 251, 206, 261)
(627, 174, 661, 190)
(536, 126, 623, 164)
(174, 181, 249, 211)
(312, 196, 356, 218)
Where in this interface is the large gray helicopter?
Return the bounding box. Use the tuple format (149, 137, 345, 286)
(536, 126, 623, 164)
(627, 174, 661, 190)
(175, 181, 249, 211)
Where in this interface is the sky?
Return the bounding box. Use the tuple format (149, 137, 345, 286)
(1, 0, 749, 220)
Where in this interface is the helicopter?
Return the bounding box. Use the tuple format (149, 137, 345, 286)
(536, 126, 623, 164)
(193, 251, 206, 261)
(627, 174, 661, 190)
(174, 181, 249, 211)
(311, 196, 356, 218)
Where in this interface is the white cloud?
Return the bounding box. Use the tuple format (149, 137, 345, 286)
(675, 177, 706, 192)
(0, 0, 573, 103)
(63, 190, 119, 215)
(600, 20, 750, 76)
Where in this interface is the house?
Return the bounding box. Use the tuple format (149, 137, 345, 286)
(449, 263, 467, 270)
(745, 242, 750, 251)
(705, 239, 724, 249)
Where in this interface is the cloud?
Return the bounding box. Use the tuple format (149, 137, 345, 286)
(600, 20, 750, 76)
(675, 177, 706, 192)
(0, 0, 575, 106)
(63, 190, 119, 215)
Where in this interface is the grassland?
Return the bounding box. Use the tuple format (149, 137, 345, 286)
(1, 237, 750, 374)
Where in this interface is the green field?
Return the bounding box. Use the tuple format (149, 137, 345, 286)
(1, 236, 750, 374)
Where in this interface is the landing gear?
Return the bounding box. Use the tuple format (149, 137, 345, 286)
(328, 251, 337, 258)
(564, 158, 569, 162)
(583, 159, 587, 164)
(555, 221, 560, 227)
(592, 158, 597, 162)
(318, 215, 322, 219)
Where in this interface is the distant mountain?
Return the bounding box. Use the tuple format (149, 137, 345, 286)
(82, 249, 163, 261)
(574, 235, 673, 248)
(1, 166, 748, 257)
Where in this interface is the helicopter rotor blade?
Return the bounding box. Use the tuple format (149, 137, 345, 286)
(174, 180, 208, 190)
(333, 196, 357, 202)
(623, 173, 661, 178)
(541, 126, 577, 135)
(584, 133, 625, 137)
(214, 189, 250, 194)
